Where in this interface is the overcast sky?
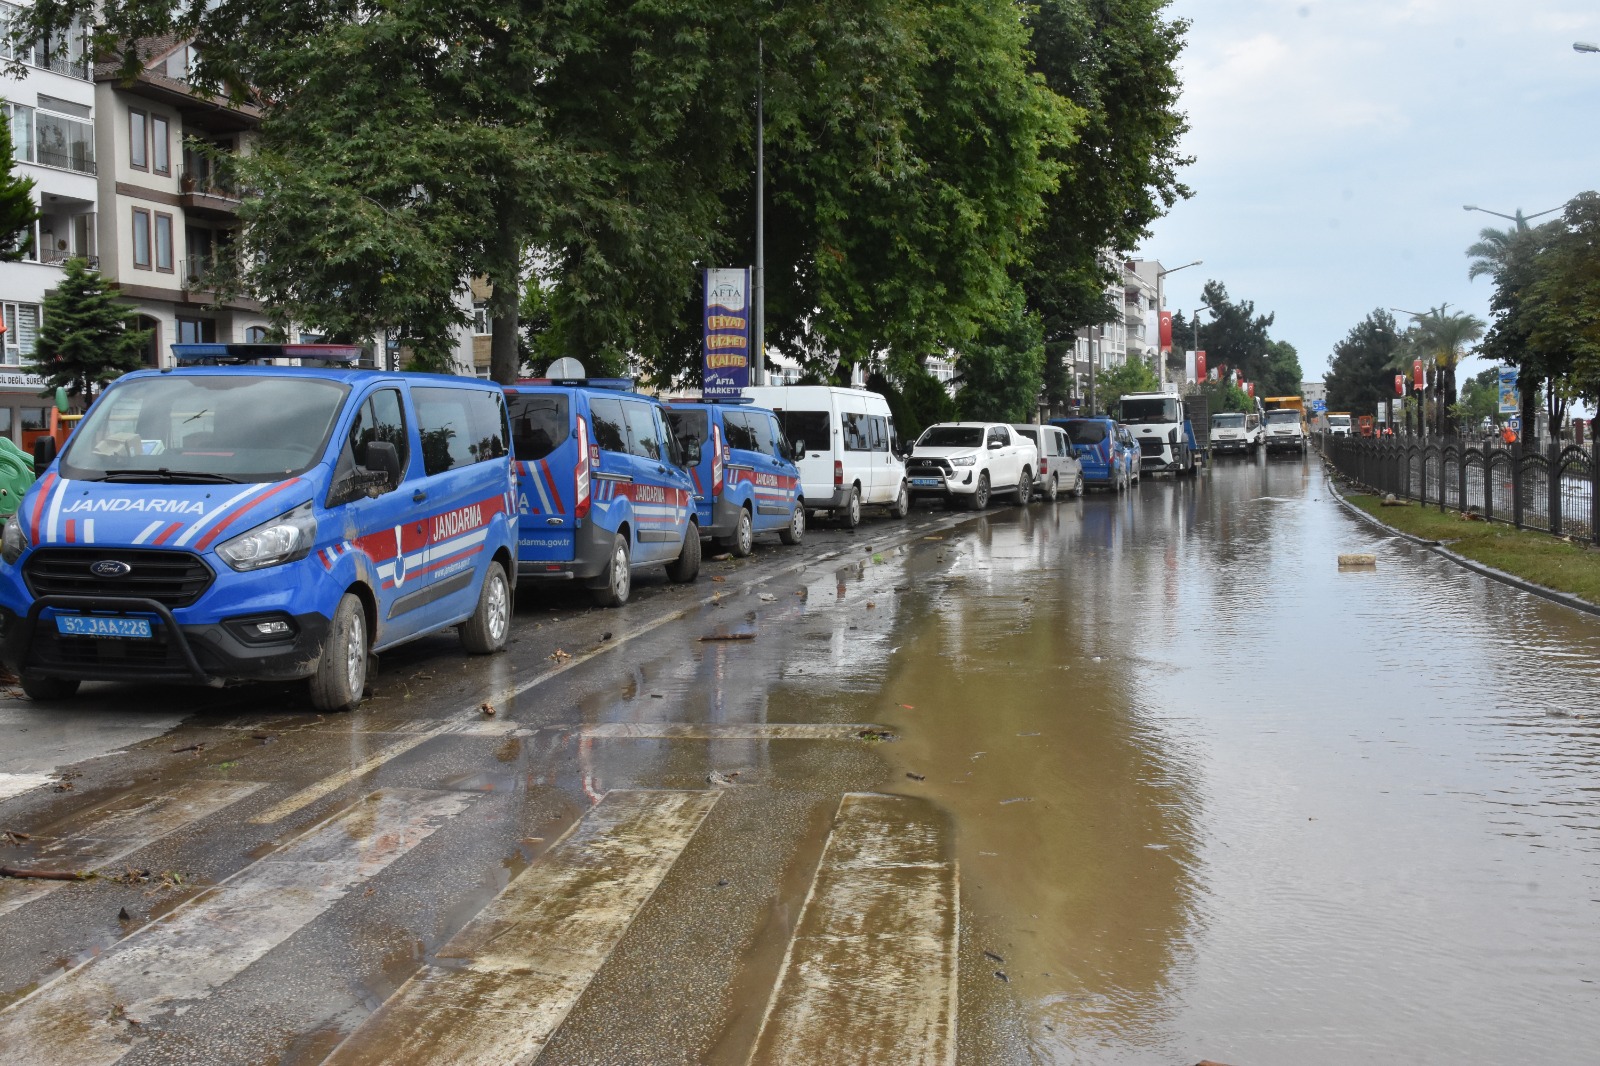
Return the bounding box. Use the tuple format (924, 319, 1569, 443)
(1141, 0, 1600, 388)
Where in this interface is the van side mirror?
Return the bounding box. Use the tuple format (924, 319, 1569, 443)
(364, 440, 402, 490)
(791, 440, 806, 460)
(33, 436, 57, 469)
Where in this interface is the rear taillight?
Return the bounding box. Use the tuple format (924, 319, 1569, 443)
(834, 460, 843, 488)
(1039, 457, 1048, 475)
(574, 414, 592, 519)
(712, 424, 725, 496)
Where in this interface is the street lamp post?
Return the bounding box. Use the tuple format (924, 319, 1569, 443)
(1462, 203, 1563, 229)
(1575, 41, 1599, 53)
(1154, 259, 1201, 388)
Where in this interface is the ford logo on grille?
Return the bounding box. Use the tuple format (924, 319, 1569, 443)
(90, 560, 133, 578)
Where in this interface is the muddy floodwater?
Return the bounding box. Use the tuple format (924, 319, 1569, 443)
(724, 456, 1600, 1064)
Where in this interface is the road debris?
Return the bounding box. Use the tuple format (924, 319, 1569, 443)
(0, 866, 90, 881)
(994, 970, 1009, 982)
(707, 770, 738, 788)
(983, 950, 1005, 964)
(999, 797, 1032, 805)
(549, 649, 572, 662)
(1, 829, 31, 845)
(906, 772, 926, 782)
(1338, 553, 1377, 568)
(699, 632, 755, 642)
(171, 742, 205, 754)
(480, 702, 496, 716)
(856, 728, 895, 743)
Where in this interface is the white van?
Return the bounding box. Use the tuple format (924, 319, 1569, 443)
(743, 385, 909, 528)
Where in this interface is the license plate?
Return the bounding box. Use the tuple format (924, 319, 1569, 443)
(55, 615, 153, 639)
(912, 478, 941, 487)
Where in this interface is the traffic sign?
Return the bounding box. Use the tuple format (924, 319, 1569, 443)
(1309, 399, 1327, 413)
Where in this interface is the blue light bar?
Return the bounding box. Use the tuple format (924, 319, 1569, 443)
(519, 377, 636, 392)
(172, 343, 365, 365)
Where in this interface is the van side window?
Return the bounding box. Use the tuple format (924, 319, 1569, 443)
(347, 388, 409, 486)
(768, 415, 790, 460)
(508, 393, 569, 460)
(621, 400, 662, 460)
(886, 416, 899, 454)
(723, 410, 758, 452)
(743, 411, 774, 455)
(868, 415, 888, 452)
(842, 412, 870, 451)
(666, 409, 707, 455)
(780, 410, 829, 453)
(413, 386, 506, 475)
(590, 397, 628, 453)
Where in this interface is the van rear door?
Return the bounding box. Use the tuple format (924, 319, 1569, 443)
(665, 406, 717, 529)
(775, 405, 833, 505)
(507, 389, 578, 564)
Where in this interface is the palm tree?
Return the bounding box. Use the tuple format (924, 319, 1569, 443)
(1408, 308, 1485, 436)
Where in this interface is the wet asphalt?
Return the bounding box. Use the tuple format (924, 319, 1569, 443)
(5, 453, 1600, 1065)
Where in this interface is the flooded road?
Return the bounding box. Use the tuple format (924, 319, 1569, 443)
(2, 454, 1598, 1064)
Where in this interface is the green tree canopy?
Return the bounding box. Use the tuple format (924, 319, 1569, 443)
(953, 288, 1046, 422)
(1094, 354, 1159, 413)
(1523, 192, 1600, 415)
(32, 258, 149, 401)
(1405, 308, 1484, 435)
(0, 117, 38, 262)
(1324, 309, 1401, 417)
(1169, 281, 1282, 394)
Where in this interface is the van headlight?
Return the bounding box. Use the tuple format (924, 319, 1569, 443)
(950, 454, 977, 467)
(1, 517, 28, 564)
(217, 502, 317, 572)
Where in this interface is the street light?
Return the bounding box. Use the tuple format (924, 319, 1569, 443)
(1575, 41, 1599, 53)
(1462, 203, 1562, 228)
(1154, 259, 1202, 387)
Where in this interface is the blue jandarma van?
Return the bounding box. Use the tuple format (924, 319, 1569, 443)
(503, 368, 701, 607)
(664, 398, 805, 556)
(0, 344, 518, 712)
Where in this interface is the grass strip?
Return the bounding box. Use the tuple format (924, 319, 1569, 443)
(1345, 492, 1600, 605)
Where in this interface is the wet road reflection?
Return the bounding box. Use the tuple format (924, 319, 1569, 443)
(865, 456, 1600, 1063)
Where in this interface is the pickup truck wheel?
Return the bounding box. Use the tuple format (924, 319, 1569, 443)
(309, 593, 368, 713)
(722, 506, 754, 558)
(665, 521, 701, 583)
(1012, 467, 1032, 504)
(590, 534, 631, 607)
(970, 471, 991, 509)
(20, 673, 79, 701)
(1041, 473, 1058, 502)
(838, 486, 862, 529)
(459, 560, 510, 654)
(779, 502, 805, 545)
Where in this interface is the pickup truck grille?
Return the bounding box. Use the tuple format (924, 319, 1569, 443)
(24, 548, 215, 609)
(907, 457, 952, 476)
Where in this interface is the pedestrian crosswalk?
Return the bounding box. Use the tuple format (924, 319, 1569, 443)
(3, 775, 961, 1064)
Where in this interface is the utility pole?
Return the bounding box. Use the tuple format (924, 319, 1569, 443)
(752, 36, 765, 387)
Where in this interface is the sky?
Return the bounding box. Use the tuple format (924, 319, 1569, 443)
(1141, 0, 1600, 389)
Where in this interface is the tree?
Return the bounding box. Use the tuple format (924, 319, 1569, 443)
(1020, 0, 1192, 409)
(1454, 366, 1502, 432)
(1194, 378, 1252, 414)
(1406, 308, 1484, 435)
(1094, 354, 1159, 412)
(1470, 217, 1564, 436)
(1523, 192, 1600, 418)
(1263, 339, 1303, 398)
(952, 289, 1046, 422)
(1169, 281, 1279, 390)
(31, 258, 149, 401)
(0, 117, 38, 261)
(1324, 310, 1400, 416)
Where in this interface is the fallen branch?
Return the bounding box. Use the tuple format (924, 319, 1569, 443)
(0, 866, 91, 881)
(699, 633, 756, 642)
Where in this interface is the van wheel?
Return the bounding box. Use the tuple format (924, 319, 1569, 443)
(722, 507, 754, 558)
(459, 561, 510, 654)
(20, 673, 78, 701)
(888, 481, 910, 519)
(666, 522, 701, 583)
(780, 502, 805, 546)
(1041, 473, 1058, 502)
(1012, 467, 1032, 504)
(1070, 471, 1084, 498)
(309, 594, 368, 713)
(838, 486, 861, 529)
(591, 534, 632, 607)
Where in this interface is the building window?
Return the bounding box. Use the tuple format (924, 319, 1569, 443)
(154, 213, 173, 272)
(472, 303, 492, 335)
(176, 317, 216, 344)
(244, 326, 269, 343)
(151, 115, 169, 174)
(129, 108, 147, 169)
(1, 302, 40, 366)
(131, 207, 151, 269)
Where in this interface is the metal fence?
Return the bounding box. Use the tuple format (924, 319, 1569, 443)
(1325, 436, 1600, 545)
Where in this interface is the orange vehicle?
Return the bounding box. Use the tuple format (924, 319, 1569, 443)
(1358, 415, 1375, 437)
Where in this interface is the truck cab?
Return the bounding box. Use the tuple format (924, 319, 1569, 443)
(1327, 413, 1353, 439)
(1116, 392, 1198, 476)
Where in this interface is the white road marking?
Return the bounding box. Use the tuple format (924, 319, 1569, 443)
(247, 733, 433, 824)
(748, 792, 960, 1066)
(0, 780, 263, 919)
(0, 787, 475, 1065)
(322, 789, 721, 1066)
(0, 772, 53, 802)
(581, 722, 888, 741)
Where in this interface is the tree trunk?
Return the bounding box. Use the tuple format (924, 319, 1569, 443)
(487, 222, 521, 386)
(1519, 371, 1539, 445)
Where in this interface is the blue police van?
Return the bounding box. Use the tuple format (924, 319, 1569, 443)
(664, 398, 805, 556)
(0, 344, 519, 712)
(503, 366, 701, 607)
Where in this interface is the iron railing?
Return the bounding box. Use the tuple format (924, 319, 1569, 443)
(1325, 436, 1599, 545)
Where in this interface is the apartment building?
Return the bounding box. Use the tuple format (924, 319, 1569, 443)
(0, 5, 96, 443)
(92, 39, 271, 363)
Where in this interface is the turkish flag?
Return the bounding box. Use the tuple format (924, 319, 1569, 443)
(1159, 311, 1172, 353)
(1196, 351, 1207, 380)
(1246, 382, 1255, 398)
(1413, 358, 1425, 391)
(1395, 374, 1404, 396)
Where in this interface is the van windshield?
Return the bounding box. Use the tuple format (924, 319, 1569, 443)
(1059, 420, 1107, 445)
(918, 426, 983, 447)
(61, 374, 349, 483)
(665, 409, 708, 455)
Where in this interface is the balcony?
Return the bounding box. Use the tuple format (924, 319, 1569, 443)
(32, 147, 96, 176)
(39, 250, 98, 268)
(179, 167, 242, 218)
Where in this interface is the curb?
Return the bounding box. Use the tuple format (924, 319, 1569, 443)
(1323, 466, 1600, 619)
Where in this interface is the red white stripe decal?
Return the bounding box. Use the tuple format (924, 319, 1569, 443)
(538, 459, 564, 513)
(192, 479, 305, 552)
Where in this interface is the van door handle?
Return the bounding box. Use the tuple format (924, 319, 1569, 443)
(412, 490, 427, 504)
